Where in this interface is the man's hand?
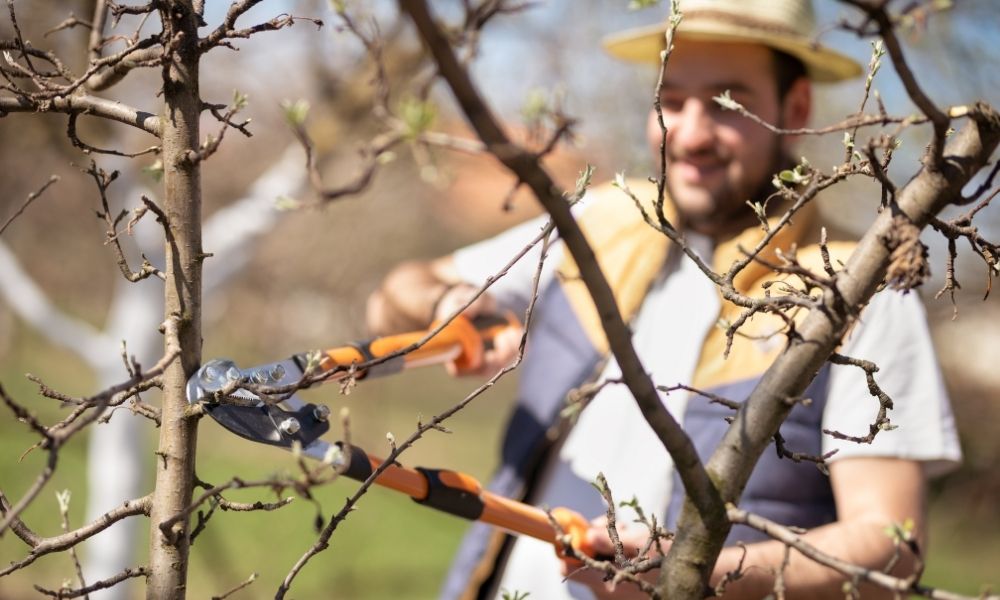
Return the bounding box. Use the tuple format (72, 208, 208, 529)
(561, 517, 667, 600)
(434, 283, 523, 377)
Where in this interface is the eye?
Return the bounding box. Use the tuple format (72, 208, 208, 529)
(658, 93, 684, 112)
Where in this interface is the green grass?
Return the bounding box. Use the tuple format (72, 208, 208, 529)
(922, 504, 1000, 595)
(3, 327, 998, 599)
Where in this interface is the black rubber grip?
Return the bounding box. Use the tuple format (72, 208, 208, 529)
(471, 314, 511, 331)
(337, 443, 375, 483)
(412, 468, 485, 521)
(471, 314, 513, 352)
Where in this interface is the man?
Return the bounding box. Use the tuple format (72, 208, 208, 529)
(367, 1, 961, 598)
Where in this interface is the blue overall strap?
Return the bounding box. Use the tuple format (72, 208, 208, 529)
(440, 283, 601, 600)
(665, 367, 837, 544)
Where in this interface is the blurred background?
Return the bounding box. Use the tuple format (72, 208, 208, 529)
(1, 0, 998, 598)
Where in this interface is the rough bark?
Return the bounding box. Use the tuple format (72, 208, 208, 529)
(662, 105, 1000, 598)
(145, 2, 203, 598)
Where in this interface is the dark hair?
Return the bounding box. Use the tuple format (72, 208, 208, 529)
(772, 50, 807, 100)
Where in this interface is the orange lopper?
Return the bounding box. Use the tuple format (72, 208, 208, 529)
(186, 314, 597, 559)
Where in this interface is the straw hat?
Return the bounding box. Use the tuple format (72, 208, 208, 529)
(603, 0, 862, 82)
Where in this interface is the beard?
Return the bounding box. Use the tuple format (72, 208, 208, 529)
(665, 140, 792, 238)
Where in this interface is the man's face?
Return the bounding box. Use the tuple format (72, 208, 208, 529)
(646, 40, 809, 238)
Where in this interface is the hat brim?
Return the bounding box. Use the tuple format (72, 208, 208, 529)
(603, 22, 862, 83)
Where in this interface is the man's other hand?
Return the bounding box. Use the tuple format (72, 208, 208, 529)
(561, 517, 667, 600)
(435, 283, 523, 377)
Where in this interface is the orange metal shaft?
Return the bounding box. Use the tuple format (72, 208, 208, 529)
(346, 447, 594, 557)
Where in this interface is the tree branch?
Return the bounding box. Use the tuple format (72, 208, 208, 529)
(0, 94, 161, 136)
(0, 175, 59, 236)
(0, 493, 151, 576)
(34, 565, 149, 598)
(727, 506, 999, 600)
(398, 0, 726, 550)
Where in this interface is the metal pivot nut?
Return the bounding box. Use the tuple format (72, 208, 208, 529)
(279, 417, 301, 436)
(313, 405, 331, 422)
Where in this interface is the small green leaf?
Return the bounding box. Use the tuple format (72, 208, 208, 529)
(843, 131, 855, 150)
(775, 160, 812, 187)
(280, 99, 310, 127)
(619, 495, 640, 509)
(399, 96, 437, 140)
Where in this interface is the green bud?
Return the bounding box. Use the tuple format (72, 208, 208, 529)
(399, 96, 437, 140)
(232, 89, 249, 110)
(280, 99, 310, 127)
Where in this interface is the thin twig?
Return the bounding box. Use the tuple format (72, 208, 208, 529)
(0, 175, 59, 236)
(34, 566, 149, 599)
(211, 572, 258, 600)
(823, 353, 893, 444)
(56, 490, 89, 599)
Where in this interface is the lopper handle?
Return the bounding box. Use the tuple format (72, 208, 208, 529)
(303, 313, 519, 380)
(333, 442, 598, 559)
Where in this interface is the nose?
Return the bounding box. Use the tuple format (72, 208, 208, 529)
(669, 98, 717, 156)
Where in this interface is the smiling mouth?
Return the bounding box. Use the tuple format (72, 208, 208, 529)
(672, 159, 725, 184)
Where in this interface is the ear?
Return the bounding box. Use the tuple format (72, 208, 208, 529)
(781, 77, 812, 131)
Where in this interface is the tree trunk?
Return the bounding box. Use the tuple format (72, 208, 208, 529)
(146, 2, 203, 598)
